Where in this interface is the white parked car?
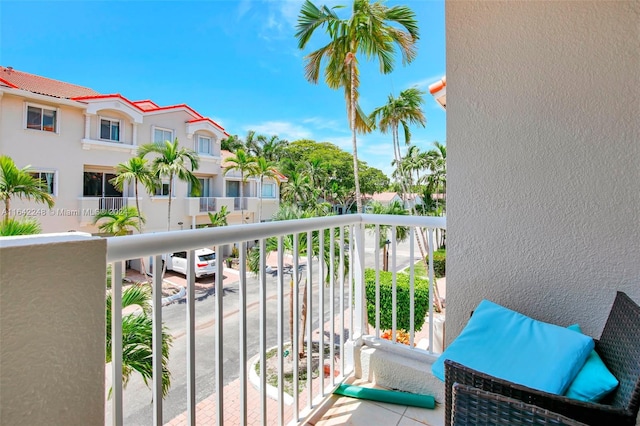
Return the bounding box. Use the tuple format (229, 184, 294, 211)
(167, 248, 216, 278)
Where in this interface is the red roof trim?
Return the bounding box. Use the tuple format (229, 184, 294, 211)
(187, 117, 228, 135)
(133, 99, 159, 108)
(429, 76, 446, 94)
(71, 94, 228, 135)
(0, 77, 19, 89)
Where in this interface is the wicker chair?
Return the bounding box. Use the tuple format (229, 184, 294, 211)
(452, 383, 588, 426)
(445, 291, 640, 426)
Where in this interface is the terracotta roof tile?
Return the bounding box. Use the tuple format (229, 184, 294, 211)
(0, 66, 100, 99)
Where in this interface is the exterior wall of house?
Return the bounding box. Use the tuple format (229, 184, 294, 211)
(1, 88, 281, 234)
(446, 1, 640, 342)
(0, 234, 106, 425)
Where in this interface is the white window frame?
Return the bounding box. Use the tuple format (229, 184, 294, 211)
(196, 134, 212, 155)
(29, 170, 57, 196)
(261, 182, 276, 199)
(24, 102, 60, 134)
(153, 126, 174, 145)
(154, 179, 175, 197)
(99, 116, 123, 142)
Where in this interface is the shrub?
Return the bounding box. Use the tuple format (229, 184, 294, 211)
(429, 249, 446, 278)
(364, 269, 429, 332)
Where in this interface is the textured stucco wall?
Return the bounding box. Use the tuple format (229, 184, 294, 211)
(446, 1, 640, 343)
(0, 234, 106, 425)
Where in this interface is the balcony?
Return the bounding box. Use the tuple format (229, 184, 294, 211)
(186, 196, 219, 215)
(78, 197, 129, 224)
(0, 214, 446, 426)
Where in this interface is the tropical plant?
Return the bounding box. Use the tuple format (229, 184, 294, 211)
(138, 139, 200, 232)
(223, 149, 257, 224)
(0, 155, 54, 222)
(207, 205, 229, 227)
(260, 135, 288, 162)
(220, 134, 245, 152)
(93, 206, 145, 236)
(425, 141, 446, 211)
(296, 0, 419, 213)
(0, 217, 41, 236)
(369, 87, 426, 198)
(106, 284, 173, 397)
(281, 170, 314, 209)
(250, 157, 281, 222)
(110, 157, 156, 274)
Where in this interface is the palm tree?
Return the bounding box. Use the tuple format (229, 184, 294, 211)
(261, 135, 288, 162)
(223, 149, 257, 224)
(93, 206, 145, 236)
(207, 205, 229, 227)
(250, 157, 281, 222)
(281, 170, 314, 208)
(425, 141, 447, 211)
(110, 157, 156, 275)
(221, 134, 245, 152)
(296, 0, 419, 213)
(0, 155, 54, 222)
(106, 284, 173, 398)
(369, 87, 426, 199)
(138, 139, 200, 232)
(0, 217, 41, 236)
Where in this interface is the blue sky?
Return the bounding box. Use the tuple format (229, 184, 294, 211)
(0, 0, 445, 177)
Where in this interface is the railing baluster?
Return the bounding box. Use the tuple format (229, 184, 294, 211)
(111, 260, 123, 426)
(318, 228, 325, 395)
(152, 254, 163, 426)
(409, 228, 415, 348)
(259, 239, 267, 425)
(339, 226, 345, 379)
(293, 234, 300, 422)
(391, 227, 397, 343)
(277, 237, 284, 425)
(306, 230, 313, 410)
(186, 249, 196, 426)
(329, 228, 335, 386)
(428, 228, 435, 354)
(239, 242, 248, 425)
(374, 225, 380, 338)
(348, 225, 353, 343)
(215, 245, 224, 425)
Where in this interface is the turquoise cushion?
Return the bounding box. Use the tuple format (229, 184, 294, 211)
(431, 300, 594, 394)
(564, 324, 619, 402)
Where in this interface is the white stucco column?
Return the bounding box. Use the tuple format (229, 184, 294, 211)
(0, 233, 106, 426)
(132, 123, 138, 146)
(84, 113, 92, 139)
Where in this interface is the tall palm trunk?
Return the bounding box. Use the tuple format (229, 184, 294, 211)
(349, 56, 363, 214)
(391, 126, 443, 312)
(133, 180, 147, 276)
(3, 199, 10, 223)
(240, 171, 245, 223)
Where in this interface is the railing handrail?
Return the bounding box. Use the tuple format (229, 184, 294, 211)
(106, 214, 445, 262)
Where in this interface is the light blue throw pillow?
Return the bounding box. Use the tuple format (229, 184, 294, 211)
(564, 324, 619, 402)
(431, 300, 594, 395)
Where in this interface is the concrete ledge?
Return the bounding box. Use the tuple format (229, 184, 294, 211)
(355, 343, 445, 404)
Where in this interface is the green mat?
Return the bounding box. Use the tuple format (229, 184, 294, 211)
(333, 384, 436, 409)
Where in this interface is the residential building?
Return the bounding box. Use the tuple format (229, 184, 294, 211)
(0, 66, 283, 235)
(367, 191, 426, 210)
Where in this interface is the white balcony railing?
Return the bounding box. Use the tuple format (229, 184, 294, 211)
(199, 197, 216, 213)
(99, 197, 128, 212)
(233, 197, 248, 210)
(106, 213, 445, 425)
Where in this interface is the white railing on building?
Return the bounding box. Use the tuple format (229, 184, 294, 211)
(198, 197, 217, 212)
(99, 197, 128, 212)
(106, 213, 445, 426)
(233, 197, 248, 210)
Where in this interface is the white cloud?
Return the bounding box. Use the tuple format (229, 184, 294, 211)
(245, 121, 312, 140)
(302, 116, 347, 132)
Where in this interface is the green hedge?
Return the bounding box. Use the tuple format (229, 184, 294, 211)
(364, 269, 429, 332)
(429, 249, 446, 278)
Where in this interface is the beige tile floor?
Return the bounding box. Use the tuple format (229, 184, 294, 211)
(305, 379, 444, 426)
